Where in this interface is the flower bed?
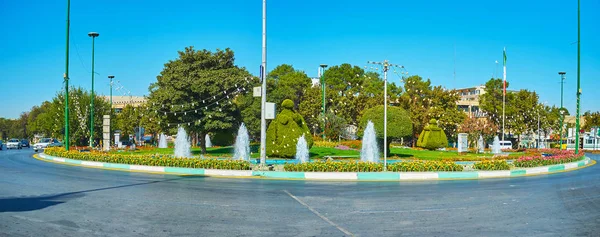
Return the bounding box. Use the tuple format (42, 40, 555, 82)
(44, 148, 251, 170)
(473, 160, 511, 170)
(283, 160, 463, 172)
(513, 149, 585, 168)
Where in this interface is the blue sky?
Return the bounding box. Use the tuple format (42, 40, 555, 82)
(1, 0, 598, 119)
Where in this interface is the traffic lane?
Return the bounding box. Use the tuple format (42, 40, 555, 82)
(0, 150, 598, 236)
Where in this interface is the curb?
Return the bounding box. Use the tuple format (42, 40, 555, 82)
(35, 153, 595, 181)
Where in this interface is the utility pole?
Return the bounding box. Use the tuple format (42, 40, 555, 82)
(575, 0, 582, 154)
(64, 0, 70, 151)
(320, 64, 328, 140)
(559, 72, 566, 150)
(259, 0, 267, 166)
(367, 60, 404, 171)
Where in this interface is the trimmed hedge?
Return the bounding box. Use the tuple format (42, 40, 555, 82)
(473, 160, 511, 170)
(417, 119, 448, 150)
(266, 99, 313, 158)
(283, 160, 463, 172)
(44, 148, 251, 170)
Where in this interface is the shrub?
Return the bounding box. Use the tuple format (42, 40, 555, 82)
(266, 99, 313, 158)
(44, 148, 251, 170)
(417, 119, 448, 150)
(212, 132, 235, 146)
(473, 160, 511, 170)
(357, 105, 412, 154)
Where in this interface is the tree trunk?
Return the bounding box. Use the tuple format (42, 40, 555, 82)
(199, 132, 207, 154)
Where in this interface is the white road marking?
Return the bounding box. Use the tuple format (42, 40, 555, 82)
(351, 207, 467, 214)
(283, 190, 354, 237)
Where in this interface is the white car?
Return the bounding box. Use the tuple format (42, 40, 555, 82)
(6, 139, 22, 149)
(33, 138, 54, 152)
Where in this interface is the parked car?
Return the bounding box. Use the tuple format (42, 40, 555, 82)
(33, 138, 54, 152)
(20, 139, 30, 148)
(47, 140, 63, 148)
(500, 141, 513, 150)
(6, 138, 22, 149)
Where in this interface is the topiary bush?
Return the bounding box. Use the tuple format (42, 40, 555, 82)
(357, 105, 412, 154)
(417, 119, 448, 150)
(266, 99, 313, 158)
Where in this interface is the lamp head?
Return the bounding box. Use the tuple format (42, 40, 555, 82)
(320, 64, 328, 68)
(88, 32, 99, 37)
(108, 75, 115, 79)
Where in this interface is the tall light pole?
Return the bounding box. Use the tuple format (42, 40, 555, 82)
(559, 72, 566, 150)
(367, 60, 403, 171)
(88, 32, 99, 148)
(259, 0, 267, 166)
(64, 0, 70, 151)
(575, 0, 582, 154)
(108, 75, 114, 147)
(320, 64, 328, 140)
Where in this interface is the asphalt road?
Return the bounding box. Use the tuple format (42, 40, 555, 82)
(0, 149, 599, 237)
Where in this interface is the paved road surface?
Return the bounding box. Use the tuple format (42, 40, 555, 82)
(0, 149, 598, 236)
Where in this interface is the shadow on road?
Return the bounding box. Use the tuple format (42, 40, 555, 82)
(0, 176, 192, 213)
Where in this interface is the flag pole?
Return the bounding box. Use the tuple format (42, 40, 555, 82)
(502, 48, 506, 141)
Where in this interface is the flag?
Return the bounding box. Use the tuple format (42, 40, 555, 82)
(503, 48, 507, 95)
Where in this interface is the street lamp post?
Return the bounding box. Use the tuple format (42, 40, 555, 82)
(259, 0, 267, 166)
(64, 0, 71, 151)
(320, 64, 328, 140)
(108, 75, 114, 147)
(559, 72, 566, 150)
(88, 32, 99, 148)
(575, 0, 582, 154)
(366, 60, 403, 171)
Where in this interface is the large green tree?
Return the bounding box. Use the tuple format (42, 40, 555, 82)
(398, 75, 463, 146)
(148, 47, 253, 153)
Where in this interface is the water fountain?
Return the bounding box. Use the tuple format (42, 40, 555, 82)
(158, 133, 168, 148)
(478, 135, 484, 153)
(233, 123, 250, 161)
(491, 135, 501, 154)
(205, 134, 212, 148)
(360, 120, 379, 163)
(174, 126, 191, 158)
(295, 134, 309, 163)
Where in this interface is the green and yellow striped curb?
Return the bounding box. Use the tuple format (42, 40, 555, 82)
(35, 153, 595, 181)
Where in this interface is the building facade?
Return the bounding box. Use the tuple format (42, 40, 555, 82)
(456, 85, 486, 118)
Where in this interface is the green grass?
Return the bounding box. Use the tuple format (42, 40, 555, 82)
(110, 145, 495, 161)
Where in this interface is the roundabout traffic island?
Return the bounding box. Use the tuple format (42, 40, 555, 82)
(34, 147, 595, 181)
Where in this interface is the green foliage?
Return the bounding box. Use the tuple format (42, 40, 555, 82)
(473, 160, 511, 170)
(358, 105, 412, 153)
(417, 119, 448, 150)
(147, 47, 254, 153)
(398, 75, 463, 145)
(45, 147, 251, 170)
(266, 99, 313, 158)
(320, 112, 347, 140)
(323, 64, 402, 126)
(283, 160, 463, 172)
(238, 64, 313, 139)
(583, 111, 600, 131)
(212, 132, 234, 146)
